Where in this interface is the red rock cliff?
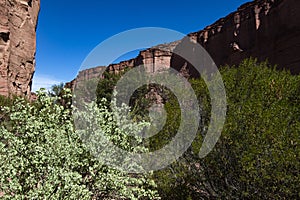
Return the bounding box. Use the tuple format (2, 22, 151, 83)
(187, 0, 300, 74)
(0, 0, 40, 97)
(70, 0, 300, 86)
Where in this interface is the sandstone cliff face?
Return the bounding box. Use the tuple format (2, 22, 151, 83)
(106, 42, 179, 75)
(68, 43, 178, 90)
(0, 0, 40, 97)
(66, 66, 107, 89)
(186, 0, 300, 75)
(70, 0, 300, 87)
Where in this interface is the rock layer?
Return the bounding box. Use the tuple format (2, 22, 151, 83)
(68, 42, 179, 90)
(66, 66, 107, 90)
(187, 0, 300, 75)
(70, 0, 300, 87)
(0, 0, 40, 97)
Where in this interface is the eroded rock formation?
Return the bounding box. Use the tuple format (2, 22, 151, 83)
(68, 42, 179, 90)
(70, 0, 300, 87)
(187, 0, 300, 75)
(67, 66, 106, 89)
(0, 0, 40, 97)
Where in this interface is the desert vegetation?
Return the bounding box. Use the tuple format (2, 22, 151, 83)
(0, 59, 299, 199)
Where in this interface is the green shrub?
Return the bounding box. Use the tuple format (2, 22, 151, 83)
(48, 83, 65, 97)
(0, 95, 13, 107)
(193, 59, 300, 199)
(0, 89, 160, 199)
(150, 59, 299, 199)
(96, 70, 125, 105)
(0, 95, 21, 126)
(41, 58, 299, 199)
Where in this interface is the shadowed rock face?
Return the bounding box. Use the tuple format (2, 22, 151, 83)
(0, 0, 40, 97)
(70, 0, 300, 86)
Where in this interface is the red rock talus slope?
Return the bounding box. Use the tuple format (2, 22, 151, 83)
(0, 0, 40, 97)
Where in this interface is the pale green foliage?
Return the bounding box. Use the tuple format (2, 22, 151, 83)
(74, 97, 160, 199)
(0, 89, 160, 199)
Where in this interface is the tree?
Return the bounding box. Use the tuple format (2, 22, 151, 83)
(48, 83, 65, 97)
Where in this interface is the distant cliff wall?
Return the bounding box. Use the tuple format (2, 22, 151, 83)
(0, 0, 40, 97)
(68, 42, 178, 89)
(66, 66, 106, 89)
(187, 0, 300, 74)
(69, 0, 300, 87)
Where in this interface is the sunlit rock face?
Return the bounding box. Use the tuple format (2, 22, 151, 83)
(69, 0, 300, 87)
(67, 42, 179, 89)
(185, 0, 300, 75)
(0, 0, 40, 97)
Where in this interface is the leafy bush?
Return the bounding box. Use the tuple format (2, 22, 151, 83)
(13, 58, 298, 199)
(0, 89, 160, 199)
(0, 95, 23, 127)
(192, 59, 300, 199)
(0, 95, 13, 108)
(150, 59, 300, 199)
(0, 95, 13, 124)
(48, 83, 65, 97)
(96, 70, 125, 105)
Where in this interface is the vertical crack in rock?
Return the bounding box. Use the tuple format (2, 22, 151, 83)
(234, 13, 241, 36)
(264, 2, 271, 15)
(203, 31, 208, 43)
(254, 5, 262, 30)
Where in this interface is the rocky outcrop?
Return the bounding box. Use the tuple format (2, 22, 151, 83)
(0, 0, 40, 97)
(186, 0, 300, 75)
(68, 42, 179, 90)
(70, 0, 300, 87)
(105, 42, 179, 76)
(67, 66, 107, 89)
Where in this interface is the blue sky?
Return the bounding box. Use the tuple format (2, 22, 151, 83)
(33, 0, 250, 91)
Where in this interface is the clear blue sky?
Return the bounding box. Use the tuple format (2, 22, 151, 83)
(33, 0, 250, 91)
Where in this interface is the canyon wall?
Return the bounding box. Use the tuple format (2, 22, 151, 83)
(70, 0, 300, 88)
(187, 0, 300, 74)
(69, 42, 179, 89)
(0, 0, 40, 97)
